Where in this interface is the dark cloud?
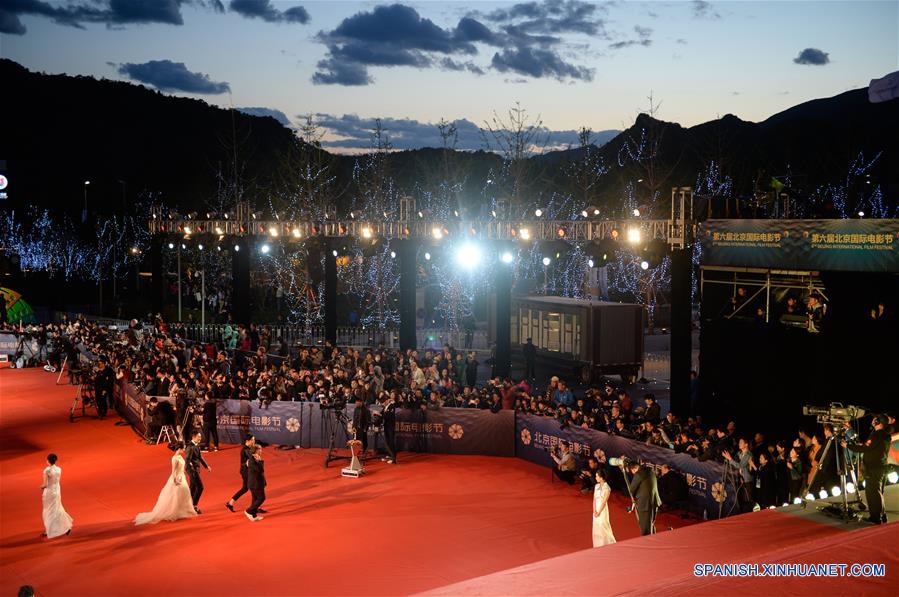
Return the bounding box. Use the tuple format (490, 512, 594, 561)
(491, 46, 594, 81)
(440, 57, 485, 75)
(229, 0, 309, 24)
(676, 38, 687, 45)
(692, 1, 721, 19)
(237, 107, 292, 127)
(793, 48, 830, 66)
(311, 57, 371, 86)
(480, 0, 608, 37)
(116, 59, 231, 94)
(0, 0, 225, 34)
(608, 25, 652, 50)
(312, 113, 618, 152)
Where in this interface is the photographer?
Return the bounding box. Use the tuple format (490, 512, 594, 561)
(843, 414, 891, 525)
(201, 397, 219, 452)
(93, 359, 114, 420)
(550, 441, 577, 484)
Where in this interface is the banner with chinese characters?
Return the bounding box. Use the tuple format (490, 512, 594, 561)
(216, 399, 306, 446)
(699, 219, 899, 272)
(515, 414, 734, 518)
(393, 408, 515, 456)
(114, 381, 146, 435)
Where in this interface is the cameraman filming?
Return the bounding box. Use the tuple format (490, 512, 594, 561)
(843, 414, 891, 525)
(93, 359, 114, 419)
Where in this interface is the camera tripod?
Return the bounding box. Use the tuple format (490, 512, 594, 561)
(69, 383, 95, 422)
(806, 427, 863, 521)
(323, 407, 353, 468)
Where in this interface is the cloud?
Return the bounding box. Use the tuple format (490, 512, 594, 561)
(608, 25, 653, 50)
(676, 38, 687, 45)
(229, 0, 309, 24)
(237, 107, 292, 127)
(692, 1, 721, 19)
(0, 0, 224, 34)
(116, 60, 231, 93)
(312, 2, 596, 85)
(793, 48, 830, 66)
(313, 113, 618, 152)
(492, 46, 594, 80)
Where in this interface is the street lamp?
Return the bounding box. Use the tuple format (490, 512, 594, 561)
(82, 180, 90, 223)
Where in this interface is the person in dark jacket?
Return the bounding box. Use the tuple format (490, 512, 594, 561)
(522, 338, 536, 380)
(626, 461, 661, 535)
(465, 352, 479, 387)
(226, 435, 260, 512)
(245, 445, 267, 521)
(844, 415, 891, 524)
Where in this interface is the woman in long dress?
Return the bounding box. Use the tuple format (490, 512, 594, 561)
(134, 447, 198, 525)
(592, 468, 616, 548)
(42, 453, 73, 538)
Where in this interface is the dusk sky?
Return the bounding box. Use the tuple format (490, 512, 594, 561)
(2, 0, 897, 151)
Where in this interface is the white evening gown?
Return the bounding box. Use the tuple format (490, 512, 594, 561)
(592, 481, 616, 547)
(134, 454, 198, 525)
(42, 465, 74, 538)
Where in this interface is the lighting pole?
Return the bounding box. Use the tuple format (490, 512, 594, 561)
(177, 243, 182, 322)
(82, 180, 90, 223)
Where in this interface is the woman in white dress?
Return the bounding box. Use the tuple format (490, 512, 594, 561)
(134, 447, 198, 525)
(42, 453, 73, 538)
(592, 468, 616, 547)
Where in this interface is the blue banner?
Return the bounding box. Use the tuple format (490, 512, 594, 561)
(216, 399, 308, 446)
(515, 414, 735, 518)
(394, 408, 514, 456)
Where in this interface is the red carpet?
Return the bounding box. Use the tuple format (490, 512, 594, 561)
(0, 368, 689, 596)
(425, 505, 899, 596)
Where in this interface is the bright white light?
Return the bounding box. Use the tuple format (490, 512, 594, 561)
(640, 260, 650, 270)
(831, 486, 841, 497)
(542, 257, 551, 266)
(781, 502, 788, 507)
(793, 497, 802, 505)
(491, 210, 497, 218)
(588, 259, 595, 268)
(197, 244, 204, 251)
(593, 209, 600, 216)
(292, 228, 301, 238)
(349, 212, 355, 219)
(534, 209, 543, 217)
(167, 242, 175, 250)
(215, 226, 223, 235)
(216, 246, 221, 252)
(361, 227, 372, 239)
(260, 244, 270, 254)
(183, 226, 192, 235)
(519, 228, 531, 240)
(233, 245, 240, 252)
(180, 243, 186, 250)
(818, 489, 828, 500)
(888, 471, 899, 484)
(432, 226, 444, 240)
(332, 250, 338, 257)
(858, 211, 865, 217)
(627, 227, 642, 244)
(456, 243, 482, 269)
(84, 180, 90, 185)
(805, 493, 815, 501)
(424, 252, 431, 261)
(845, 482, 856, 494)
(581, 210, 588, 218)
(418, 211, 424, 218)
(633, 208, 641, 217)
(390, 251, 396, 259)
(501, 251, 514, 264)
(269, 226, 278, 237)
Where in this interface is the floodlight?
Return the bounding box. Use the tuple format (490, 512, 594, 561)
(456, 243, 482, 269)
(640, 260, 650, 270)
(627, 227, 641, 244)
(260, 244, 270, 254)
(542, 257, 551, 266)
(501, 251, 514, 264)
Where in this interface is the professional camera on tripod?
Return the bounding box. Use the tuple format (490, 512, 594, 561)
(69, 364, 98, 422)
(801, 403, 866, 520)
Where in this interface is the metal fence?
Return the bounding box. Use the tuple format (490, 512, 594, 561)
(178, 323, 490, 351)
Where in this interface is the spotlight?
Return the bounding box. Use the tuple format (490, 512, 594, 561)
(793, 497, 802, 504)
(557, 227, 567, 238)
(831, 486, 841, 497)
(260, 244, 270, 254)
(390, 251, 397, 259)
(180, 243, 186, 250)
(633, 208, 640, 217)
(432, 226, 444, 240)
(266, 226, 278, 237)
(130, 247, 139, 255)
(640, 260, 650, 270)
(818, 489, 828, 500)
(501, 251, 514, 264)
(424, 252, 431, 261)
(361, 226, 373, 239)
(491, 210, 497, 218)
(292, 228, 301, 238)
(542, 257, 551, 266)
(198, 244, 204, 251)
(858, 211, 865, 217)
(805, 493, 815, 501)
(332, 250, 338, 257)
(183, 226, 192, 235)
(588, 259, 595, 268)
(234, 244, 240, 252)
(519, 227, 531, 240)
(888, 471, 899, 484)
(534, 208, 543, 217)
(216, 246, 221, 252)
(627, 227, 641, 244)
(846, 482, 856, 494)
(593, 209, 600, 216)
(349, 211, 355, 219)
(456, 243, 482, 269)
(215, 226, 223, 235)
(581, 210, 588, 218)
(418, 211, 424, 218)
(167, 242, 175, 250)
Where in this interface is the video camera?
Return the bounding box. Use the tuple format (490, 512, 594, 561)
(608, 456, 634, 468)
(319, 394, 347, 410)
(802, 403, 866, 424)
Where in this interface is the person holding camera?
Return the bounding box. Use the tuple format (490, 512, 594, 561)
(843, 414, 891, 524)
(551, 441, 577, 484)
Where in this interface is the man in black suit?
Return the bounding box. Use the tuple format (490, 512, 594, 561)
(844, 414, 891, 524)
(245, 445, 267, 522)
(380, 394, 397, 464)
(522, 338, 537, 380)
(226, 435, 259, 512)
(184, 430, 211, 513)
(352, 395, 371, 455)
(93, 359, 114, 419)
(626, 461, 662, 535)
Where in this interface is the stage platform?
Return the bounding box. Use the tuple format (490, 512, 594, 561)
(0, 368, 691, 596)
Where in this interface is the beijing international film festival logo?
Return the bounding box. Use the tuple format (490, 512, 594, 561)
(285, 417, 300, 433)
(520, 428, 532, 446)
(448, 423, 464, 440)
